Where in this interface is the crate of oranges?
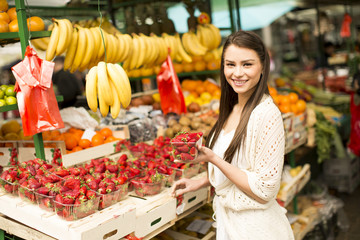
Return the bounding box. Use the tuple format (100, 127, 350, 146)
(41, 127, 126, 167)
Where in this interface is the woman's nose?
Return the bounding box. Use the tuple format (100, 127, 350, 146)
(234, 66, 243, 77)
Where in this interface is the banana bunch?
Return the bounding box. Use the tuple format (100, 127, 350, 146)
(174, 33, 192, 63)
(182, 30, 208, 56)
(31, 37, 49, 51)
(46, 18, 73, 61)
(196, 24, 222, 50)
(123, 33, 169, 70)
(85, 62, 132, 118)
(64, 25, 133, 73)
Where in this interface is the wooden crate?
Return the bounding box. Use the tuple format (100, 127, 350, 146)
(277, 164, 311, 207)
(176, 187, 208, 215)
(0, 193, 136, 240)
(132, 188, 177, 238)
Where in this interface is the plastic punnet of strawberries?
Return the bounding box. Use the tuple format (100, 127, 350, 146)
(131, 170, 165, 197)
(170, 132, 203, 162)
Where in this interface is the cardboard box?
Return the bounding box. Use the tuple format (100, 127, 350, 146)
(176, 187, 208, 215)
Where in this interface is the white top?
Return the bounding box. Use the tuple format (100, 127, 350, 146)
(208, 95, 294, 240)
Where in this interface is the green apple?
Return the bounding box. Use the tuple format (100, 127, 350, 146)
(5, 86, 16, 97)
(0, 85, 8, 92)
(0, 99, 6, 107)
(0, 89, 4, 99)
(5, 96, 17, 105)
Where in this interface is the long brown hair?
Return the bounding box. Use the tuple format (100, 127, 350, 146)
(205, 30, 270, 163)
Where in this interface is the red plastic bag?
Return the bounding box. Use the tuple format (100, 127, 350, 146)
(348, 93, 360, 156)
(340, 13, 352, 38)
(156, 55, 187, 115)
(11, 46, 64, 136)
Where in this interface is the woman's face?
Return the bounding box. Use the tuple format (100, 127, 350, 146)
(223, 45, 263, 97)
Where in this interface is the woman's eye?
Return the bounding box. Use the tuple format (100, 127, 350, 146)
(226, 63, 235, 67)
(244, 63, 252, 67)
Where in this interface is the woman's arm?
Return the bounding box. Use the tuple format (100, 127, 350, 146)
(196, 147, 267, 204)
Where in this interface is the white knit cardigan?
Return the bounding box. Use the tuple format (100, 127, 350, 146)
(208, 95, 294, 239)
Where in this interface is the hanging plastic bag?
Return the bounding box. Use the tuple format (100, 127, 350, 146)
(156, 55, 187, 115)
(11, 46, 64, 136)
(348, 93, 360, 156)
(340, 13, 352, 38)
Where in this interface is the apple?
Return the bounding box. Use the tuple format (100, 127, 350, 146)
(0, 89, 4, 99)
(0, 85, 8, 92)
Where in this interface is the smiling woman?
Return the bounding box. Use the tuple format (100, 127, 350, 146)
(172, 30, 294, 240)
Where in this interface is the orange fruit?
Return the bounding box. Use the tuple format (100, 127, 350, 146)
(0, 11, 10, 24)
(213, 89, 221, 99)
(206, 60, 220, 70)
(279, 104, 291, 113)
(288, 92, 299, 104)
(173, 63, 183, 73)
(104, 136, 117, 143)
(42, 131, 52, 141)
(279, 95, 290, 106)
(99, 127, 113, 138)
(8, 19, 18, 32)
(296, 99, 307, 113)
(272, 95, 279, 105)
(194, 61, 206, 72)
(195, 85, 206, 95)
(78, 139, 91, 149)
(91, 134, 104, 147)
(27, 16, 45, 31)
(268, 87, 277, 97)
(0, 0, 8, 12)
(72, 146, 83, 152)
(64, 134, 78, 150)
(7, 7, 16, 21)
(290, 104, 299, 115)
(0, 19, 9, 33)
(51, 130, 61, 139)
(183, 62, 194, 72)
(206, 83, 219, 94)
(192, 55, 203, 62)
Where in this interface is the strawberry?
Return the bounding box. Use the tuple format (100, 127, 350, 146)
(106, 184, 115, 193)
(64, 190, 80, 199)
(63, 197, 75, 205)
(86, 190, 96, 199)
(54, 169, 69, 178)
(106, 164, 118, 173)
(94, 163, 106, 173)
(64, 178, 81, 190)
(87, 180, 98, 191)
(28, 178, 41, 190)
(37, 186, 50, 195)
(190, 147, 196, 156)
(176, 145, 189, 153)
(79, 185, 87, 195)
(68, 167, 81, 176)
(27, 165, 36, 176)
(180, 153, 193, 161)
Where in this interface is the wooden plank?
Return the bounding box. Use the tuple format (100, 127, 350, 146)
(0, 214, 56, 240)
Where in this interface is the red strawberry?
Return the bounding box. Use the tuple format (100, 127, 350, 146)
(106, 164, 118, 173)
(106, 184, 115, 193)
(176, 145, 189, 153)
(54, 169, 69, 178)
(28, 178, 41, 190)
(86, 190, 96, 199)
(68, 167, 81, 176)
(94, 163, 106, 173)
(27, 165, 36, 176)
(37, 187, 50, 195)
(63, 197, 75, 205)
(64, 190, 80, 199)
(87, 180, 98, 191)
(190, 147, 196, 156)
(64, 178, 81, 190)
(180, 153, 193, 161)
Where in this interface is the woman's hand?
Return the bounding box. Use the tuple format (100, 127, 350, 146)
(171, 177, 209, 197)
(193, 145, 220, 164)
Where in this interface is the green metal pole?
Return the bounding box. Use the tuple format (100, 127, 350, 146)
(227, 0, 235, 33)
(0, 229, 5, 240)
(15, 0, 46, 160)
(289, 150, 298, 214)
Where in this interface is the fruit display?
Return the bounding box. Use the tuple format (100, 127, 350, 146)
(170, 131, 203, 162)
(0, 1, 44, 33)
(131, 170, 165, 197)
(0, 84, 17, 107)
(181, 79, 221, 107)
(85, 62, 132, 119)
(269, 86, 307, 115)
(165, 111, 217, 141)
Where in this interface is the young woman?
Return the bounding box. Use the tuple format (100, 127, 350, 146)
(171, 30, 294, 239)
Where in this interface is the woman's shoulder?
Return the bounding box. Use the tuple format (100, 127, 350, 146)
(252, 94, 281, 117)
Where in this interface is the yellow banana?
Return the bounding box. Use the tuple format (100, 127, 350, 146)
(45, 21, 60, 61)
(175, 33, 192, 63)
(129, 34, 140, 69)
(41, 37, 50, 45)
(54, 19, 69, 56)
(108, 34, 118, 63)
(184, 31, 207, 56)
(155, 35, 168, 65)
(121, 33, 133, 63)
(97, 71, 109, 117)
(97, 61, 114, 106)
(107, 63, 128, 108)
(136, 34, 146, 68)
(63, 19, 73, 51)
(207, 23, 222, 49)
(71, 26, 87, 72)
(114, 63, 132, 108)
(108, 68, 121, 119)
(89, 27, 101, 63)
(31, 38, 48, 51)
(85, 66, 98, 112)
(79, 28, 94, 69)
(64, 27, 79, 71)
(114, 33, 125, 63)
